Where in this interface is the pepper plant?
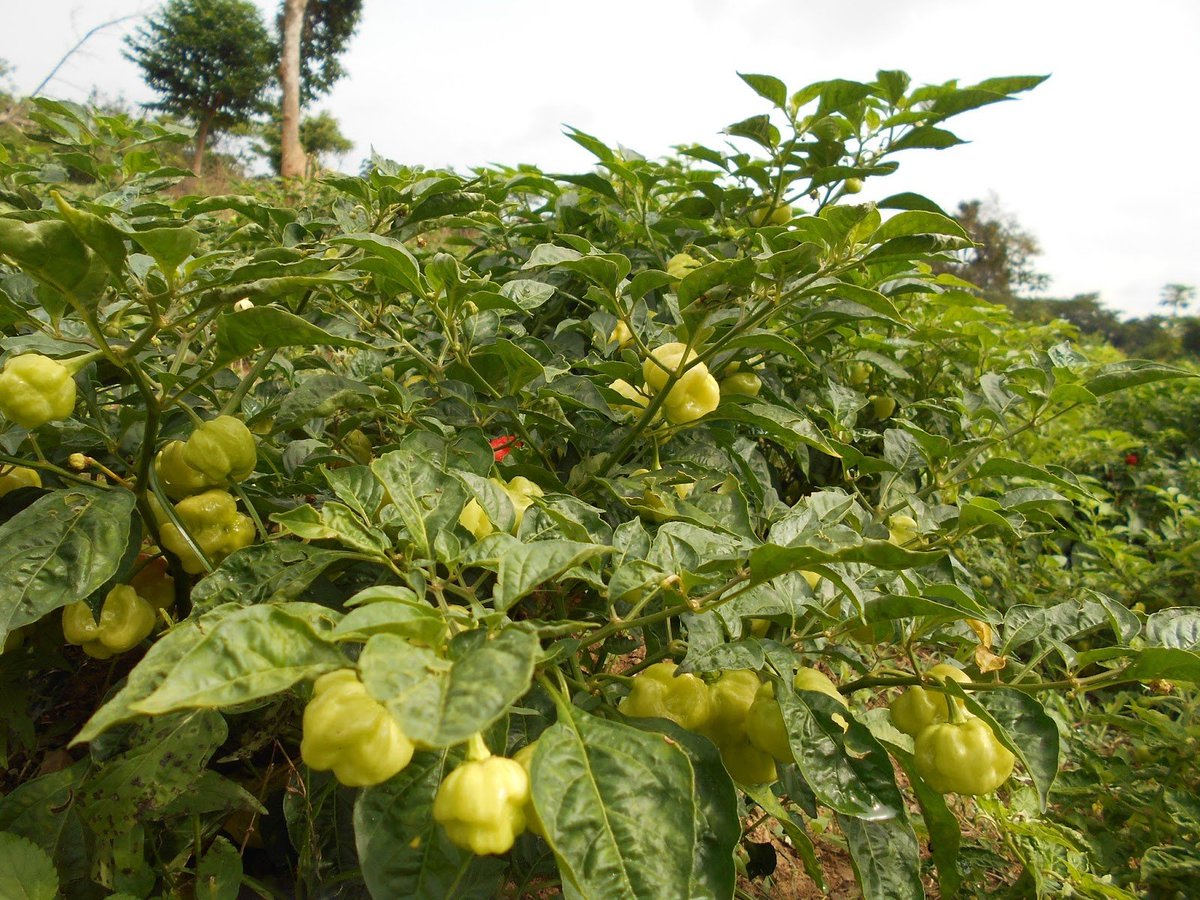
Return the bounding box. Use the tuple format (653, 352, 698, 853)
(0, 74, 1197, 899)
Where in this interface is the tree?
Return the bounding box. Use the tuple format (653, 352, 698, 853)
(256, 109, 354, 176)
(935, 198, 1051, 302)
(125, 0, 274, 175)
(1159, 283, 1196, 317)
(279, 0, 362, 179)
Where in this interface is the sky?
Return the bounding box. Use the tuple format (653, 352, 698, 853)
(4, 0, 1199, 318)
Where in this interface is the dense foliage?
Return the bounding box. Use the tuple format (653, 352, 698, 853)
(0, 71, 1197, 899)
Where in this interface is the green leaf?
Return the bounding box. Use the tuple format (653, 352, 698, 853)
(360, 628, 539, 747)
(334, 232, 424, 295)
(871, 210, 969, 243)
(195, 836, 242, 900)
(190, 544, 359, 614)
(0, 217, 104, 302)
(534, 710, 698, 899)
(749, 540, 943, 587)
(371, 448, 465, 558)
(677, 257, 756, 310)
(78, 710, 226, 836)
(776, 687, 905, 819)
(333, 600, 446, 645)
(0, 487, 135, 646)
(975, 458, 1082, 494)
(355, 751, 505, 898)
(52, 192, 126, 277)
(1145, 608, 1200, 650)
(0, 763, 90, 886)
(214, 307, 372, 364)
(275, 374, 376, 427)
(1083, 360, 1195, 397)
(128, 225, 199, 273)
(885, 741, 961, 897)
(1122, 647, 1200, 683)
(625, 720, 739, 899)
(0, 832, 58, 900)
(738, 72, 787, 107)
(487, 539, 611, 611)
(129, 602, 344, 714)
(837, 812, 924, 900)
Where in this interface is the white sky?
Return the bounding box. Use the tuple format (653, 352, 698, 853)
(5, 0, 1199, 318)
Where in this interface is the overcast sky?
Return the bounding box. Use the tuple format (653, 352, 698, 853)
(5, 1, 1199, 318)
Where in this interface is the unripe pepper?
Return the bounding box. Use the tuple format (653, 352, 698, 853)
(746, 668, 849, 762)
(720, 372, 762, 398)
(643, 342, 720, 425)
(155, 440, 218, 500)
(434, 734, 530, 855)
(701, 669, 761, 742)
(183, 415, 256, 485)
(889, 663, 972, 738)
(914, 717, 1015, 795)
(129, 555, 175, 611)
(457, 476, 544, 539)
(512, 742, 546, 838)
(0, 464, 40, 496)
(458, 498, 494, 540)
(870, 395, 896, 419)
(0, 354, 76, 429)
(717, 738, 778, 785)
(697, 670, 779, 784)
(300, 669, 415, 787)
(154, 489, 256, 574)
(666, 253, 701, 279)
(62, 584, 155, 659)
(887, 513, 920, 546)
(609, 320, 634, 349)
(620, 661, 712, 732)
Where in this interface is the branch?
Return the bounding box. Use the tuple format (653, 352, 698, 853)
(2, 14, 141, 124)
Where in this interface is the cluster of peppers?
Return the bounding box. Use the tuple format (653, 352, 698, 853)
(608, 337, 762, 429)
(61, 557, 175, 659)
(300, 669, 536, 856)
(620, 662, 850, 785)
(152, 415, 257, 573)
(889, 663, 1016, 795)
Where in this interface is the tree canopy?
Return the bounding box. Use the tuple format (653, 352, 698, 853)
(124, 0, 274, 173)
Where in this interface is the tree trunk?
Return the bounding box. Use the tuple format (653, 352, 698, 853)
(192, 113, 212, 175)
(279, 0, 307, 179)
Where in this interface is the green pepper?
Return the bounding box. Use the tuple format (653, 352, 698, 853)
(300, 669, 415, 787)
(0, 464, 41, 496)
(719, 372, 762, 398)
(155, 440, 219, 500)
(154, 489, 256, 574)
(512, 742, 546, 838)
(434, 734, 530, 855)
(914, 717, 1015, 795)
(642, 343, 720, 425)
(182, 415, 256, 485)
(889, 663, 972, 738)
(746, 667, 849, 762)
(620, 661, 712, 732)
(62, 584, 156, 659)
(700, 669, 760, 742)
(716, 738, 778, 785)
(0, 354, 76, 430)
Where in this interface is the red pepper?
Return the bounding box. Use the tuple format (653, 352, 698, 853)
(490, 435, 521, 461)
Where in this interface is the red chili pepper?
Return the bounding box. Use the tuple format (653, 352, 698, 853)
(490, 435, 521, 461)
(1125, 453, 1139, 466)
